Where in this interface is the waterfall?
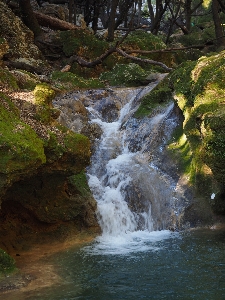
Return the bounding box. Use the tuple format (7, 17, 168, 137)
(86, 82, 183, 242)
(54, 80, 191, 254)
(87, 90, 144, 237)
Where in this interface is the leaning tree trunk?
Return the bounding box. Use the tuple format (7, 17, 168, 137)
(212, 0, 225, 47)
(18, 0, 42, 38)
(34, 12, 79, 30)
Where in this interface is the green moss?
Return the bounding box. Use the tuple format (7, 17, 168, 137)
(44, 131, 64, 162)
(123, 31, 166, 51)
(0, 67, 18, 90)
(0, 93, 46, 173)
(44, 129, 90, 165)
(51, 71, 104, 90)
(100, 63, 147, 87)
(68, 171, 91, 197)
(167, 125, 195, 180)
(0, 249, 16, 275)
(15, 70, 39, 90)
(64, 131, 90, 155)
(60, 30, 108, 58)
(135, 84, 173, 118)
(167, 50, 225, 212)
(35, 106, 52, 124)
(34, 83, 56, 106)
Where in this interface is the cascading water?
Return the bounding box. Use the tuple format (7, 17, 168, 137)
(84, 81, 189, 253)
(87, 87, 153, 236)
(54, 78, 192, 254)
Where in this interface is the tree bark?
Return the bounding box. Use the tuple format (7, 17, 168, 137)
(107, 0, 119, 41)
(147, 0, 170, 35)
(18, 0, 43, 38)
(212, 0, 225, 47)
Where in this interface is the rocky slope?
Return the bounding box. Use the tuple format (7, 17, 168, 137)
(0, 1, 100, 262)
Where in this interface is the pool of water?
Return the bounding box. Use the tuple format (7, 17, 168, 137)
(3, 228, 225, 300)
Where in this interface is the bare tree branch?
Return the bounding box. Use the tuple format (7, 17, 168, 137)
(125, 44, 205, 54)
(116, 48, 173, 71)
(68, 46, 116, 67)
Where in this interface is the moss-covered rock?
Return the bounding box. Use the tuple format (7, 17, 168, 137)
(135, 81, 173, 118)
(168, 50, 225, 214)
(100, 63, 147, 87)
(50, 71, 104, 90)
(10, 70, 39, 90)
(122, 30, 166, 51)
(60, 29, 107, 58)
(0, 87, 98, 252)
(0, 92, 46, 178)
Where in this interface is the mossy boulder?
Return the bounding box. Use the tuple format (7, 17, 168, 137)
(168, 50, 225, 214)
(121, 31, 173, 68)
(60, 29, 108, 58)
(123, 30, 166, 51)
(34, 83, 59, 124)
(0, 93, 46, 188)
(0, 87, 98, 252)
(10, 70, 39, 90)
(50, 71, 104, 91)
(43, 129, 91, 174)
(135, 80, 173, 118)
(100, 63, 147, 87)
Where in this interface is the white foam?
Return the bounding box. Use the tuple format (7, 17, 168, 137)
(84, 230, 177, 256)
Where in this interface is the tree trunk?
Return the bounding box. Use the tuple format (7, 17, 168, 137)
(18, 0, 42, 38)
(107, 0, 119, 41)
(184, 0, 192, 32)
(114, 0, 134, 29)
(148, 0, 170, 35)
(212, 0, 225, 47)
(68, 0, 75, 23)
(92, 0, 101, 33)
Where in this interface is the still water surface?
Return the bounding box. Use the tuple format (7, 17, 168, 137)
(9, 228, 225, 300)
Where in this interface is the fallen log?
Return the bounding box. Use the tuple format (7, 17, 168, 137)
(34, 11, 79, 31)
(4, 60, 44, 74)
